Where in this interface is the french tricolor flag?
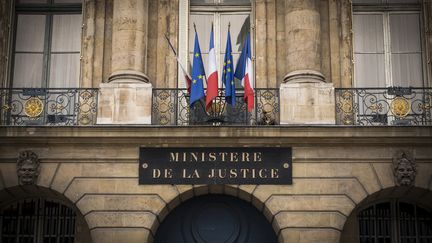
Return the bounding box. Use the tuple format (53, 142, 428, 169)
(234, 33, 254, 112)
(205, 26, 219, 111)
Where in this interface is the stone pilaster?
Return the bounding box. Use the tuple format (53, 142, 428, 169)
(97, 0, 152, 124)
(280, 0, 335, 124)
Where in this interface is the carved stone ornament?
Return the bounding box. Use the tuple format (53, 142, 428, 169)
(17, 150, 40, 185)
(393, 151, 416, 186)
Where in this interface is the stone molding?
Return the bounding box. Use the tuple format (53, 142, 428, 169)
(283, 69, 325, 83)
(108, 70, 150, 83)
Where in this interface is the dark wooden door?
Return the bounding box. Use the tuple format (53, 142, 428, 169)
(154, 195, 277, 243)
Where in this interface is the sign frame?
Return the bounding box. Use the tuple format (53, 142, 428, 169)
(139, 147, 292, 185)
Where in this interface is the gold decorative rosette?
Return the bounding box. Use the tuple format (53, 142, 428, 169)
(390, 97, 410, 118)
(24, 97, 44, 118)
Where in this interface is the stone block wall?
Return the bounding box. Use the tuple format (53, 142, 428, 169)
(0, 127, 431, 243)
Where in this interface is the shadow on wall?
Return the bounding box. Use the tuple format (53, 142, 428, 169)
(153, 194, 278, 243)
(340, 186, 432, 243)
(0, 185, 92, 243)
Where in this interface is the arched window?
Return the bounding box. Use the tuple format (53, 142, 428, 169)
(358, 201, 432, 243)
(1, 198, 77, 242)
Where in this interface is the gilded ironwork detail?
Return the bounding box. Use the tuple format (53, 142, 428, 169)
(336, 87, 432, 125)
(340, 91, 354, 114)
(152, 88, 279, 125)
(24, 97, 44, 118)
(0, 88, 98, 125)
(2, 104, 11, 111)
(390, 97, 410, 118)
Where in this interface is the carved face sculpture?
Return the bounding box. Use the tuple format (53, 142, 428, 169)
(394, 153, 416, 186)
(17, 151, 40, 185)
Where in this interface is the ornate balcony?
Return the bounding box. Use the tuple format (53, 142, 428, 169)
(2, 86, 431, 126)
(335, 87, 432, 126)
(151, 88, 280, 126)
(0, 88, 98, 126)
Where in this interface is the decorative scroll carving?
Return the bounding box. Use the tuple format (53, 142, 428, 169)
(17, 150, 40, 185)
(393, 151, 416, 186)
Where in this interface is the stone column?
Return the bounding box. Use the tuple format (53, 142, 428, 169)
(284, 0, 323, 83)
(280, 0, 335, 124)
(97, 0, 153, 124)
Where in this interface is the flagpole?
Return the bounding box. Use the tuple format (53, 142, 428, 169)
(210, 22, 217, 115)
(193, 23, 208, 86)
(164, 34, 177, 56)
(220, 22, 232, 115)
(164, 34, 191, 79)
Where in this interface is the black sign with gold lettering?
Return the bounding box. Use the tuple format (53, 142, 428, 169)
(139, 147, 292, 184)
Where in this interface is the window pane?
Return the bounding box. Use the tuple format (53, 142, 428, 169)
(190, 0, 250, 5)
(354, 53, 386, 87)
(219, 0, 250, 4)
(51, 14, 82, 52)
(390, 13, 421, 53)
(391, 53, 423, 87)
(388, 0, 419, 3)
(353, 14, 384, 53)
(220, 14, 250, 53)
(353, 0, 419, 3)
(13, 54, 44, 87)
(15, 15, 46, 52)
(49, 54, 80, 87)
(190, 0, 216, 5)
(189, 14, 213, 55)
(17, 0, 48, 4)
(54, 0, 82, 3)
(352, 0, 383, 4)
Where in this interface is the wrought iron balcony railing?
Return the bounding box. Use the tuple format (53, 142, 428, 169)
(335, 87, 432, 126)
(2, 87, 430, 127)
(0, 88, 98, 126)
(152, 88, 280, 125)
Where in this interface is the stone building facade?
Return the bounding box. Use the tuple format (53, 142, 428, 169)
(0, 0, 431, 243)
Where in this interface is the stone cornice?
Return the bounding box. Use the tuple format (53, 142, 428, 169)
(0, 126, 431, 146)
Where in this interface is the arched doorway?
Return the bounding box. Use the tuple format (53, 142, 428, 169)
(154, 194, 277, 243)
(0, 186, 91, 243)
(340, 187, 432, 243)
